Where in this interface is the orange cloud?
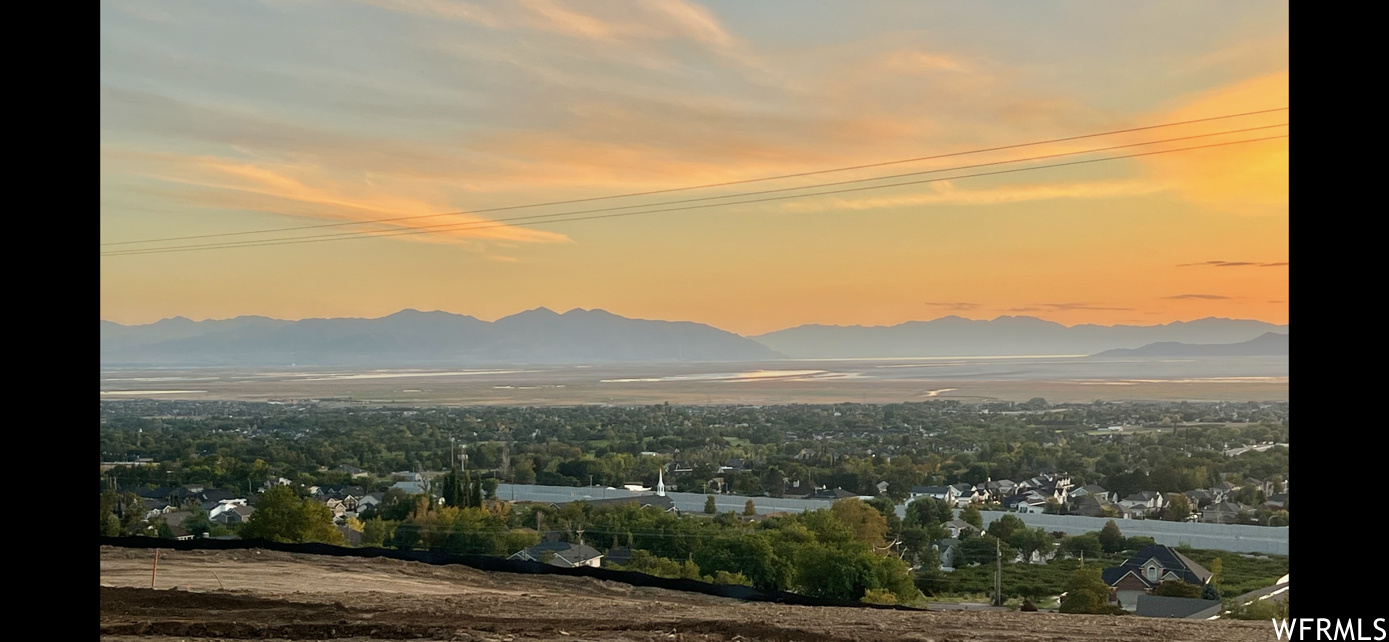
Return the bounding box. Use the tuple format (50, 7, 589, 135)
(103, 148, 570, 246)
(1139, 71, 1289, 215)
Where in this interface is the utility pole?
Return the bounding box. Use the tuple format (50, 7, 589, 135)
(995, 538, 1003, 607)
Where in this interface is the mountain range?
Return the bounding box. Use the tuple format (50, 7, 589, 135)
(1090, 332, 1288, 357)
(751, 315, 1288, 358)
(100, 310, 1289, 366)
(100, 308, 783, 366)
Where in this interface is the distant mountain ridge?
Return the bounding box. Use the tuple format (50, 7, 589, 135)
(751, 315, 1289, 358)
(100, 308, 783, 366)
(1091, 332, 1288, 357)
(101, 311, 1290, 365)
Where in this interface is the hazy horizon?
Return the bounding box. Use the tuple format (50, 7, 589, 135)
(99, 306, 1289, 335)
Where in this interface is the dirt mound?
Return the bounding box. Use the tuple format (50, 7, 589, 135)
(100, 546, 1272, 641)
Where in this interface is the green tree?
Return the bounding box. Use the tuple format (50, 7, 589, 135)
(959, 505, 983, 529)
(704, 495, 717, 514)
(361, 517, 393, 547)
(985, 513, 1024, 542)
(913, 547, 951, 597)
(861, 588, 897, 605)
(904, 497, 952, 529)
(101, 512, 121, 537)
(864, 497, 902, 536)
(1008, 526, 1054, 558)
(389, 521, 421, 549)
(1167, 494, 1193, 522)
(183, 510, 215, 539)
(1060, 532, 1103, 559)
(468, 472, 483, 508)
(1098, 520, 1124, 554)
(744, 499, 757, 516)
(1152, 580, 1201, 598)
(240, 486, 345, 544)
(958, 534, 1016, 566)
(830, 499, 889, 546)
(1059, 567, 1123, 615)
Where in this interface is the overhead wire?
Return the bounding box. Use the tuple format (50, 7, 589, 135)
(102, 131, 1288, 257)
(101, 107, 1288, 248)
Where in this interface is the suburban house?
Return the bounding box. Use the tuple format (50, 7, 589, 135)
(1183, 489, 1216, 509)
(1072, 495, 1132, 519)
(604, 546, 633, 567)
(718, 458, 749, 473)
(212, 504, 255, 525)
(949, 483, 982, 507)
(909, 485, 956, 503)
(1069, 485, 1114, 503)
(509, 541, 604, 568)
(984, 479, 1017, 499)
(1002, 494, 1047, 514)
(931, 538, 961, 571)
(1102, 545, 1213, 612)
(160, 510, 195, 540)
(1134, 594, 1221, 619)
(1119, 491, 1167, 517)
(207, 498, 249, 521)
(942, 519, 979, 539)
(1210, 481, 1238, 502)
(1199, 501, 1255, 524)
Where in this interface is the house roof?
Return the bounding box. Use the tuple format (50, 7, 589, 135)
(1102, 545, 1211, 589)
(605, 546, 633, 567)
(911, 486, 951, 495)
(944, 519, 979, 532)
(1135, 594, 1221, 619)
(932, 538, 961, 551)
(516, 541, 603, 567)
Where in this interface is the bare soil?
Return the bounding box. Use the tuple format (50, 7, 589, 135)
(100, 546, 1271, 641)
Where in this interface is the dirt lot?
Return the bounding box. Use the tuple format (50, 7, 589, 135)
(100, 546, 1271, 641)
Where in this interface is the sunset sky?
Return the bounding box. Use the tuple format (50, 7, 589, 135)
(100, 1, 1288, 336)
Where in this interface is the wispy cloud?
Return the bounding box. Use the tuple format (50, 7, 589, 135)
(1164, 294, 1239, 300)
(923, 301, 979, 311)
(1038, 303, 1134, 312)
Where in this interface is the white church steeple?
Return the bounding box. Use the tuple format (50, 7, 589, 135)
(657, 468, 666, 497)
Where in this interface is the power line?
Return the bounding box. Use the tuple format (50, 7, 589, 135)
(107, 123, 1284, 254)
(103, 134, 1288, 257)
(101, 107, 1288, 247)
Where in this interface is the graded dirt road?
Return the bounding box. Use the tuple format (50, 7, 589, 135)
(100, 546, 1271, 642)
